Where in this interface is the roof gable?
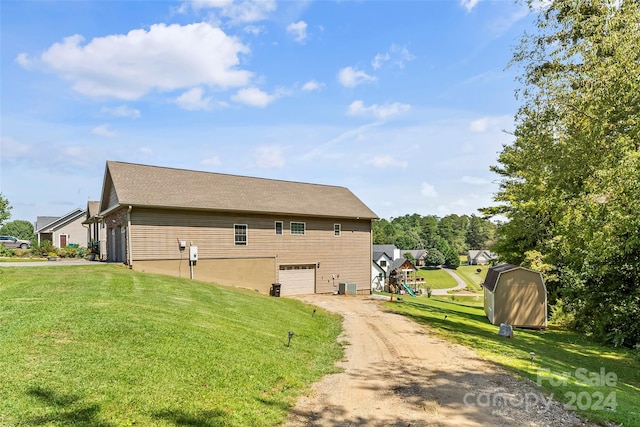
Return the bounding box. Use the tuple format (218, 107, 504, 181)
(35, 208, 86, 233)
(100, 161, 378, 220)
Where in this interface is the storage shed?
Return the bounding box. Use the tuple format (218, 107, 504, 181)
(483, 264, 547, 329)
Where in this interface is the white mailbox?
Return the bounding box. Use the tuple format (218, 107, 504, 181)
(189, 246, 198, 262)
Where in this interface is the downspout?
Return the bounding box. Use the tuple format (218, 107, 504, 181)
(127, 206, 133, 268)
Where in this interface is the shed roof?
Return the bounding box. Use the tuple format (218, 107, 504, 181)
(483, 263, 519, 292)
(101, 161, 378, 220)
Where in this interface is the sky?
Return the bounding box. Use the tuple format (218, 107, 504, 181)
(0, 0, 537, 224)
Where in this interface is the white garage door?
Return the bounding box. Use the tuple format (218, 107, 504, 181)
(278, 265, 315, 296)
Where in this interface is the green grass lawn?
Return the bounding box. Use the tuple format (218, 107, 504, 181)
(415, 267, 457, 289)
(384, 297, 639, 426)
(0, 264, 343, 427)
(454, 264, 489, 292)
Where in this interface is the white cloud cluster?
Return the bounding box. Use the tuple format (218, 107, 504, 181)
(175, 87, 213, 111)
(92, 124, 117, 137)
(338, 67, 377, 88)
(184, 0, 276, 24)
(231, 87, 276, 107)
(461, 0, 481, 13)
(461, 175, 490, 185)
(347, 100, 410, 120)
(302, 80, 324, 91)
(18, 23, 252, 100)
(287, 21, 307, 43)
(371, 45, 415, 69)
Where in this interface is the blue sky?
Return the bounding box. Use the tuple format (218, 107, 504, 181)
(1, 0, 535, 223)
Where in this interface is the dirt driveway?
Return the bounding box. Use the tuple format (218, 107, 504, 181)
(285, 295, 597, 427)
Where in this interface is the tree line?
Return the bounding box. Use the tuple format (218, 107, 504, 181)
(373, 213, 497, 268)
(483, 0, 640, 348)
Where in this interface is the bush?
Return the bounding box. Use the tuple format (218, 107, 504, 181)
(32, 241, 57, 258)
(0, 245, 14, 257)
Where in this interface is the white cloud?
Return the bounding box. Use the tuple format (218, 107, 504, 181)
(231, 87, 276, 107)
(470, 118, 489, 133)
(461, 0, 481, 12)
(185, 0, 276, 23)
(244, 25, 265, 35)
(302, 80, 324, 91)
(372, 45, 415, 70)
(367, 155, 408, 169)
(101, 105, 141, 118)
(337, 66, 377, 88)
(371, 53, 390, 70)
(18, 23, 252, 101)
(421, 182, 438, 197)
(92, 124, 117, 137)
(287, 21, 307, 43)
(461, 175, 490, 185)
(1, 135, 31, 158)
(201, 156, 221, 166)
(175, 87, 212, 111)
(347, 100, 410, 120)
(254, 145, 285, 168)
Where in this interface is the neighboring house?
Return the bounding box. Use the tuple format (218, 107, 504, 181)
(82, 201, 107, 259)
(97, 161, 378, 296)
(467, 249, 497, 265)
(403, 249, 427, 266)
(35, 208, 87, 248)
(371, 250, 393, 291)
(483, 264, 547, 329)
(373, 244, 400, 261)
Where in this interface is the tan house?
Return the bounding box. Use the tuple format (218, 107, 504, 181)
(483, 264, 547, 329)
(97, 161, 378, 295)
(83, 201, 107, 259)
(35, 208, 87, 248)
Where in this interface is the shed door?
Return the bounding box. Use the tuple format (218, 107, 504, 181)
(278, 265, 315, 296)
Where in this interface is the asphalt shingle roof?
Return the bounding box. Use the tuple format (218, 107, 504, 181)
(104, 161, 378, 220)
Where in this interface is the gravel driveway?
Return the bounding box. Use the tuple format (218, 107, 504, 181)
(285, 294, 598, 427)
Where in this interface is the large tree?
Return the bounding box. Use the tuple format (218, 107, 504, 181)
(0, 220, 35, 243)
(485, 0, 640, 347)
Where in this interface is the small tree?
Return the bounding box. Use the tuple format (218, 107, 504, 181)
(403, 252, 416, 265)
(423, 249, 445, 267)
(0, 193, 11, 226)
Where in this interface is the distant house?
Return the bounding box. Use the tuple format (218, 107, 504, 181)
(97, 161, 378, 296)
(373, 244, 400, 261)
(35, 208, 87, 248)
(403, 249, 427, 266)
(467, 249, 497, 265)
(483, 264, 547, 329)
(82, 201, 107, 259)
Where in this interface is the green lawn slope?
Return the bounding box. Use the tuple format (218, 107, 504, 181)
(0, 265, 343, 427)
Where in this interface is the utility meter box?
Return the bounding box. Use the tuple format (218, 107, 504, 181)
(189, 246, 198, 262)
(179, 241, 186, 250)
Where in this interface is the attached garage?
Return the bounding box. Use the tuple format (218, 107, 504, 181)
(483, 264, 547, 329)
(278, 265, 316, 296)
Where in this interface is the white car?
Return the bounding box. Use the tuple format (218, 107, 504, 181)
(0, 235, 32, 249)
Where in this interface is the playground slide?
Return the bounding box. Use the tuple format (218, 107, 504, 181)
(401, 283, 416, 297)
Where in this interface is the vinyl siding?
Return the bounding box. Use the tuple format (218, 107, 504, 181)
(129, 208, 372, 294)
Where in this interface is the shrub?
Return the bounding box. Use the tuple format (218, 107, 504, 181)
(0, 244, 14, 257)
(32, 241, 56, 258)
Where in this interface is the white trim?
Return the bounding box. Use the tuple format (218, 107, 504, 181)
(234, 224, 248, 245)
(334, 223, 341, 237)
(290, 221, 306, 235)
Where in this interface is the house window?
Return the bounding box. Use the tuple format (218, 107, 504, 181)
(234, 224, 247, 245)
(380, 260, 387, 267)
(275, 221, 283, 235)
(290, 222, 305, 235)
(334, 224, 341, 237)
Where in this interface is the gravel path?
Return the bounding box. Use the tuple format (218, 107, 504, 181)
(285, 295, 599, 427)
